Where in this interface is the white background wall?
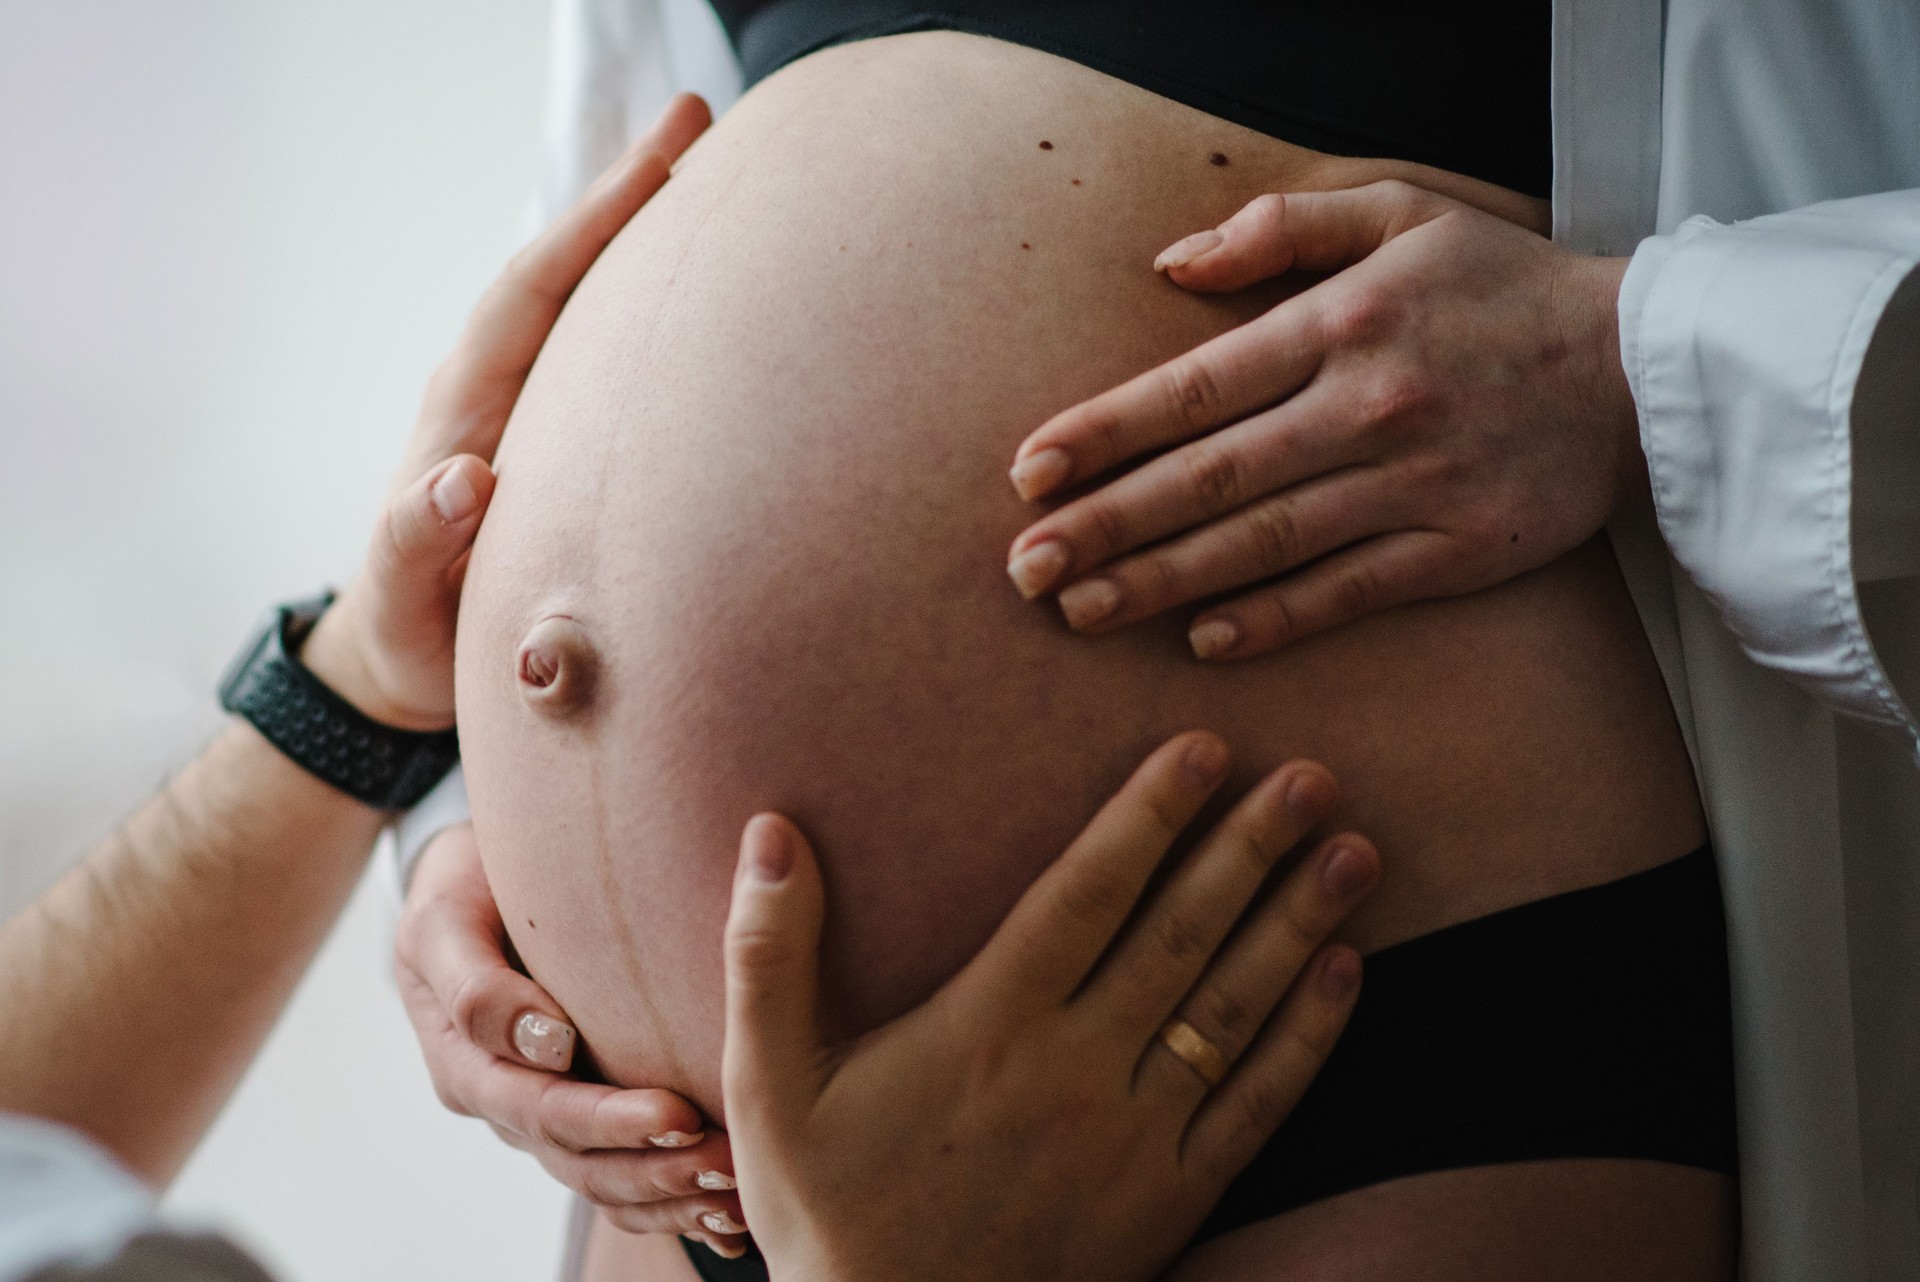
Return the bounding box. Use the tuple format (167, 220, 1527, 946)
(1, 3, 575, 1277)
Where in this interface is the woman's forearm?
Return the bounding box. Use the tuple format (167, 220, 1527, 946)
(0, 721, 384, 1185)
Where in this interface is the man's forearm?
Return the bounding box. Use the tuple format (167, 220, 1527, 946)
(0, 721, 385, 1185)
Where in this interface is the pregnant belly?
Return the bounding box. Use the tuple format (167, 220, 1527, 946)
(454, 32, 1703, 1119)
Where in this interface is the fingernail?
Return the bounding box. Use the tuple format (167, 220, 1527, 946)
(1321, 844, 1378, 901)
(695, 1170, 737, 1191)
(1007, 540, 1070, 599)
(700, 1211, 746, 1235)
(746, 817, 794, 884)
(1319, 948, 1362, 1000)
(512, 1012, 577, 1071)
(1059, 578, 1121, 629)
(648, 1130, 705, 1148)
(1009, 447, 1073, 500)
(1189, 617, 1241, 659)
(1155, 229, 1223, 272)
(1182, 734, 1229, 785)
(430, 461, 480, 523)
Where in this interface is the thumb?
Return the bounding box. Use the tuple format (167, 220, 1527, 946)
(367, 453, 496, 609)
(723, 814, 830, 1124)
(1154, 180, 1449, 293)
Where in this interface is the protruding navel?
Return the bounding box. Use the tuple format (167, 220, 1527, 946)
(516, 615, 598, 717)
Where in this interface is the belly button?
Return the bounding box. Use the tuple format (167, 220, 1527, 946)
(517, 616, 598, 716)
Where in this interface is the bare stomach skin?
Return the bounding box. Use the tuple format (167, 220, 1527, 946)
(455, 32, 1730, 1280)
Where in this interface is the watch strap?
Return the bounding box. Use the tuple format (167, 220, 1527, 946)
(220, 595, 459, 809)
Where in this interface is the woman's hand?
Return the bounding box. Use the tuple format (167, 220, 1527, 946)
(395, 823, 749, 1257)
(1004, 180, 1639, 661)
(297, 92, 713, 727)
(723, 733, 1379, 1282)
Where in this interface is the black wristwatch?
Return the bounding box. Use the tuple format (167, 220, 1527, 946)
(219, 592, 459, 809)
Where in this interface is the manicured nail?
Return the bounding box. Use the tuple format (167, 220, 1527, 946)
(430, 461, 480, 523)
(648, 1130, 704, 1148)
(1189, 617, 1241, 659)
(696, 1170, 737, 1191)
(1009, 447, 1073, 499)
(1155, 229, 1223, 272)
(1182, 734, 1229, 785)
(512, 1012, 576, 1071)
(1321, 844, 1377, 901)
(1319, 949, 1362, 1000)
(746, 817, 794, 884)
(700, 1211, 746, 1235)
(1059, 578, 1121, 629)
(1007, 540, 1070, 599)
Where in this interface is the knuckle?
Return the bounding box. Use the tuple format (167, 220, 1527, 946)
(1080, 495, 1132, 560)
(1244, 499, 1303, 570)
(1321, 285, 1398, 348)
(1184, 444, 1249, 510)
(1233, 1068, 1300, 1135)
(1164, 358, 1227, 430)
(445, 973, 492, 1042)
(727, 926, 797, 978)
(1332, 564, 1385, 623)
(1150, 909, 1212, 968)
(1244, 192, 1288, 238)
(1357, 372, 1435, 428)
(1054, 869, 1136, 934)
(1188, 985, 1258, 1048)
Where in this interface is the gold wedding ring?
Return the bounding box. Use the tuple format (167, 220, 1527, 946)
(1157, 1018, 1229, 1088)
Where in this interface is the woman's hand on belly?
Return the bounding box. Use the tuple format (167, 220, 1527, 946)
(396, 825, 751, 1258)
(721, 734, 1380, 1282)
(1004, 180, 1641, 660)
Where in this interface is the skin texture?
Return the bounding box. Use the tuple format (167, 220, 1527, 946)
(451, 32, 1727, 1279)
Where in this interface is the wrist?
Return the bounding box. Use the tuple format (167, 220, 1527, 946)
(299, 598, 449, 732)
(1558, 253, 1646, 509)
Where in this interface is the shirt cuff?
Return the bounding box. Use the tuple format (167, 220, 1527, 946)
(0, 1114, 152, 1281)
(1621, 204, 1920, 754)
(386, 763, 471, 899)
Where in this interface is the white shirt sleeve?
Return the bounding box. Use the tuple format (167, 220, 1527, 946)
(1619, 189, 1920, 757)
(0, 1114, 151, 1280)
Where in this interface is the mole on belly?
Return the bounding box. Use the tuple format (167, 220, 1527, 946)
(1209, 151, 1230, 166)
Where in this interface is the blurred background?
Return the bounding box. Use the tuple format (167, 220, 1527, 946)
(1, 3, 576, 1277)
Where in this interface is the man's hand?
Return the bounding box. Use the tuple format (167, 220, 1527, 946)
(396, 825, 747, 1257)
(299, 92, 713, 726)
(1004, 180, 1639, 661)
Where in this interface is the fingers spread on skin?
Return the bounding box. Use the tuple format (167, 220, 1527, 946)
(595, 1191, 747, 1239)
(1139, 835, 1377, 1109)
(1007, 305, 1322, 509)
(980, 733, 1230, 1009)
(1187, 530, 1458, 660)
(1012, 380, 1374, 594)
(1182, 945, 1362, 1179)
(537, 1138, 738, 1210)
(1161, 182, 1449, 294)
(468, 1064, 706, 1154)
(1056, 466, 1408, 633)
(1088, 762, 1337, 1040)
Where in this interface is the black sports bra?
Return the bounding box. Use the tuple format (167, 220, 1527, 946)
(707, 0, 1552, 198)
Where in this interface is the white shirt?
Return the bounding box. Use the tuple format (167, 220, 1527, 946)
(0, 1115, 264, 1281)
(400, 3, 1920, 1278)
